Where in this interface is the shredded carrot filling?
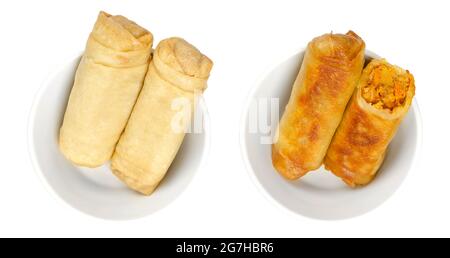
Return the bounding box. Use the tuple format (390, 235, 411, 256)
(362, 64, 410, 110)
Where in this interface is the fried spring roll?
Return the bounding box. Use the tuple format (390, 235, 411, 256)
(59, 11, 153, 167)
(324, 59, 415, 187)
(111, 38, 213, 195)
(272, 31, 365, 180)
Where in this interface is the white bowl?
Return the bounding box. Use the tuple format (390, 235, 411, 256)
(241, 49, 422, 220)
(28, 55, 210, 220)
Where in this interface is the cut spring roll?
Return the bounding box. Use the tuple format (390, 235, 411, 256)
(272, 31, 365, 180)
(59, 11, 153, 167)
(324, 59, 415, 187)
(111, 38, 213, 195)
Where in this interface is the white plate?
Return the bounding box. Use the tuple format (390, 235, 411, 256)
(28, 55, 210, 220)
(240, 49, 422, 220)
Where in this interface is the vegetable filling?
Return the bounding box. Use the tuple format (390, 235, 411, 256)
(362, 63, 411, 110)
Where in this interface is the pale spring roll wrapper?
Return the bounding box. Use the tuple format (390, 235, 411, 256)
(59, 11, 153, 167)
(272, 31, 365, 180)
(324, 59, 415, 187)
(111, 37, 213, 195)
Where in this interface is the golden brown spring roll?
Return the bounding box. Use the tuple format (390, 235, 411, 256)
(59, 11, 153, 167)
(272, 31, 365, 180)
(324, 59, 415, 187)
(111, 38, 213, 195)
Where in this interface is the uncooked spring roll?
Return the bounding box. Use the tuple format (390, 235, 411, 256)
(111, 37, 213, 195)
(59, 11, 153, 167)
(272, 31, 365, 180)
(324, 59, 415, 187)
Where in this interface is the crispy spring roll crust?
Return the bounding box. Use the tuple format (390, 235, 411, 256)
(324, 59, 415, 187)
(59, 12, 153, 167)
(272, 31, 365, 180)
(111, 38, 213, 195)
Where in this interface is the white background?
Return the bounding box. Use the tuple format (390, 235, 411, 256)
(0, 0, 449, 237)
